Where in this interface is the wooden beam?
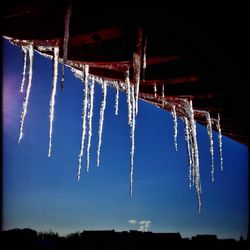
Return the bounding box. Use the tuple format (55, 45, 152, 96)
(66, 55, 182, 70)
(68, 26, 128, 46)
(141, 75, 200, 85)
(146, 55, 182, 65)
(8, 26, 128, 47)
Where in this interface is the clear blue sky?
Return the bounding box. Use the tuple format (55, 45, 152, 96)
(2, 38, 248, 239)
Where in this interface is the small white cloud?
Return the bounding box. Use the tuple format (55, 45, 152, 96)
(139, 220, 151, 225)
(144, 221, 151, 232)
(129, 219, 137, 225)
(138, 220, 151, 232)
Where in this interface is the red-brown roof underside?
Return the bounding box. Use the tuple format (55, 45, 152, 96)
(2, 2, 249, 144)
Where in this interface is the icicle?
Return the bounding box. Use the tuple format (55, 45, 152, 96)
(115, 82, 119, 115)
(77, 65, 89, 181)
(205, 112, 214, 181)
(133, 53, 141, 115)
(130, 84, 136, 197)
(189, 100, 201, 212)
(18, 45, 34, 143)
(126, 70, 132, 125)
(20, 46, 28, 93)
(171, 105, 178, 151)
(48, 46, 59, 157)
(190, 140, 195, 187)
(142, 38, 147, 80)
(161, 84, 165, 106)
(216, 113, 223, 171)
(97, 79, 107, 167)
(184, 117, 192, 189)
(154, 83, 157, 98)
(162, 85, 165, 98)
(61, 1, 72, 90)
(86, 76, 95, 172)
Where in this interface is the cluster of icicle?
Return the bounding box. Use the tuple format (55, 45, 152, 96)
(71, 67, 137, 198)
(16, 38, 224, 213)
(70, 67, 108, 178)
(18, 45, 59, 157)
(76, 65, 92, 179)
(140, 91, 223, 213)
(13, 0, 224, 212)
(16, 40, 224, 212)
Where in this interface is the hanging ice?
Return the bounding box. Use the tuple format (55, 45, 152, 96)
(126, 70, 132, 125)
(171, 105, 178, 151)
(129, 84, 136, 197)
(161, 85, 165, 98)
(154, 83, 157, 98)
(184, 117, 192, 189)
(97, 79, 107, 167)
(188, 100, 201, 212)
(77, 65, 89, 181)
(86, 76, 95, 172)
(8, 25, 230, 215)
(115, 82, 119, 115)
(48, 46, 59, 157)
(20, 46, 28, 93)
(61, 2, 72, 90)
(205, 112, 214, 181)
(133, 53, 141, 115)
(161, 84, 165, 106)
(142, 38, 147, 80)
(18, 45, 34, 143)
(216, 113, 223, 171)
(190, 141, 195, 187)
(143, 52, 146, 70)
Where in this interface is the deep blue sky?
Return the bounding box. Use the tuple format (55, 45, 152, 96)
(3, 38, 248, 239)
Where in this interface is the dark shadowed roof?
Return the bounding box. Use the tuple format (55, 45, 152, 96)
(2, 2, 248, 144)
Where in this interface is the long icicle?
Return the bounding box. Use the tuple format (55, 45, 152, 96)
(205, 112, 214, 181)
(217, 113, 223, 171)
(130, 84, 136, 197)
(97, 79, 107, 167)
(189, 100, 201, 212)
(20, 46, 28, 93)
(171, 105, 178, 151)
(77, 65, 89, 181)
(184, 117, 193, 189)
(48, 46, 59, 157)
(126, 70, 132, 125)
(115, 82, 119, 115)
(190, 136, 195, 187)
(134, 52, 141, 115)
(86, 76, 95, 172)
(134, 27, 142, 115)
(61, 1, 72, 90)
(18, 45, 34, 143)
